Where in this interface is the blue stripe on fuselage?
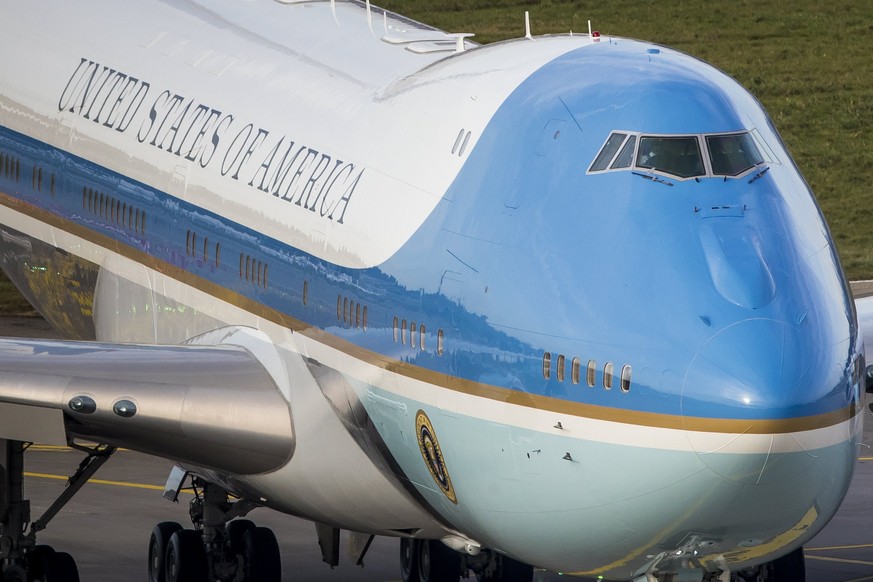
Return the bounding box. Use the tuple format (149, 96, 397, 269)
(0, 39, 858, 423)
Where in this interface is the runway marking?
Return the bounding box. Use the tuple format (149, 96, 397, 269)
(24, 471, 165, 491)
(807, 543, 873, 551)
(28, 445, 131, 452)
(805, 555, 873, 567)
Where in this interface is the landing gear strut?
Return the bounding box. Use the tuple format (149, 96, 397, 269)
(0, 438, 116, 581)
(147, 474, 281, 582)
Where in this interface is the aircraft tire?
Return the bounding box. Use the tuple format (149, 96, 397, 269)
(476, 555, 534, 582)
(165, 530, 208, 582)
(769, 547, 805, 582)
(44, 551, 79, 582)
(417, 539, 461, 582)
(226, 519, 256, 555)
(148, 521, 183, 582)
(399, 538, 420, 582)
(3, 565, 26, 582)
(27, 544, 55, 580)
(243, 526, 281, 582)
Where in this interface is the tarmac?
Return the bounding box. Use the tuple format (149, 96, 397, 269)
(5, 315, 873, 581)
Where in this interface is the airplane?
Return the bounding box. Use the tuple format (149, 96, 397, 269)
(0, 1, 866, 581)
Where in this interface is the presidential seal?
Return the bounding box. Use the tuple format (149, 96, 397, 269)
(415, 410, 457, 504)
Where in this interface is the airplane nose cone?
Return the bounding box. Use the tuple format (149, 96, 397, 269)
(681, 318, 846, 485)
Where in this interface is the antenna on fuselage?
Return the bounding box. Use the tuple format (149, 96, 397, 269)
(588, 19, 601, 42)
(366, 0, 374, 34)
(524, 11, 533, 39)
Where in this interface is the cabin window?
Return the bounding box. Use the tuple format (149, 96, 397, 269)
(556, 355, 565, 382)
(215, 242, 221, 267)
(401, 320, 408, 345)
(621, 365, 633, 393)
(410, 322, 417, 348)
(203, 237, 209, 262)
(50, 173, 56, 195)
(542, 352, 552, 379)
(707, 133, 764, 176)
(586, 360, 596, 387)
(571, 357, 581, 384)
(343, 298, 349, 323)
(437, 329, 444, 356)
(419, 324, 425, 350)
(603, 362, 614, 390)
(393, 316, 399, 342)
(355, 303, 361, 328)
(362, 306, 368, 331)
(303, 280, 309, 305)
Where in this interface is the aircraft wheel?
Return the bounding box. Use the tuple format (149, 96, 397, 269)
(769, 547, 805, 581)
(165, 530, 208, 582)
(399, 538, 420, 582)
(243, 526, 281, 582)
(417, 539, 461, 582)
(2, 565, 26, 582)
(733, 547, 805, 582)
(477, 555, 534, 582)
(226, 519, 256, 555)
(27, 544, 55, 580)
(148, 521, 183, 582)
(44, 551, 79, 582)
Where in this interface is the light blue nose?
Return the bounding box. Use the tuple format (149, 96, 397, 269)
(681, 318, 837, 485)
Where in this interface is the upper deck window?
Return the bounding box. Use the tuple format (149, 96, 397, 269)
(706, 133, 764, 176)
(588, 130, 773, 181)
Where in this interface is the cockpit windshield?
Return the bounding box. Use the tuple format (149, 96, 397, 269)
(706, 133, 765, 176)
(636, 136, 705, 179)
(588, 130, 771, 180)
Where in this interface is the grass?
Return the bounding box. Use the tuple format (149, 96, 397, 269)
(1, 0, 871, 314)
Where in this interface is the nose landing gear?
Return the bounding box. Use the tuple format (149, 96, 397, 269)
(399, 538, 534, 582)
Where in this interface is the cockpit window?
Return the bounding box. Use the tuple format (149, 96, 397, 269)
(706, 133, 765, 176)
(589, 133, 627, 172)
(636, 136, 705, 178)
(588, 129, 775, 181)
(611, 135, 636, 169)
